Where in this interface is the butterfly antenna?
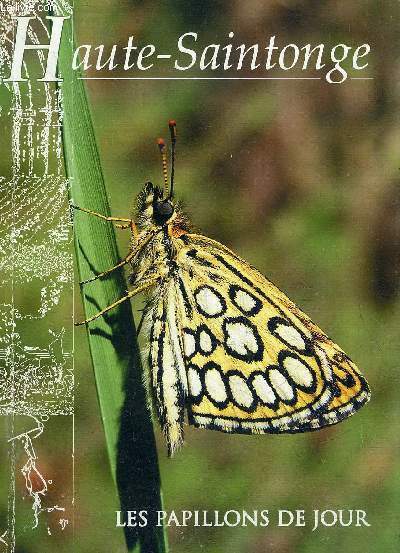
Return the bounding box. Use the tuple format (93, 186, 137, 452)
(157, 137, 169, 198)
(168, 119, 177, 198)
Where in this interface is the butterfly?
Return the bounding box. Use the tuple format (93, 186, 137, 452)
(74, 120, 370, 456)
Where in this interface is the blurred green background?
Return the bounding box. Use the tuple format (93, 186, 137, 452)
(1, 1, 400, 552)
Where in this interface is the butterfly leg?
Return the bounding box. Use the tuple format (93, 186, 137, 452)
(79, 251, 136, 285)
(75, 276, 160, 326)
(71, 204, 138, 237)
(80, 232, 156, 285)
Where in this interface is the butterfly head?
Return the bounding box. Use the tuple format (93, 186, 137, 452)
(136, 120, 191, 232)
(137, 181, 176, 228)
(153, 194, 174, 224)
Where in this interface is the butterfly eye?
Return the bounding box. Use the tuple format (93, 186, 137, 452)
(154, 200, 174, 225)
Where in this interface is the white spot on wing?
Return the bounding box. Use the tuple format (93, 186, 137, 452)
(314, 345, 333, 381)
(234, 290, 257, 313)
(252, 374, 276, 405)
(228, 375, 254, 408)
(269, 369, 295, 402)
(205, 367, 227, 403)
(199, 330, 212, 352)
(195, 287, 223, 316)
(325, 412, 338, 423)
(183, 331, 196, 358)
(275, 323, 306, 350)
(283, 356, 314, 388)
(225, 321, 258, 356)
(188, 367, 202, 397)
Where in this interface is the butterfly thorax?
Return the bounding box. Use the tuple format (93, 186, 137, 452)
(129, 182, 190, 286)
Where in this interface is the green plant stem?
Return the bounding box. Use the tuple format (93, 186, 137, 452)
(56, 12, 168, 553)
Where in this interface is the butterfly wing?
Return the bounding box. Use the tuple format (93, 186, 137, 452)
(173, 233, 370, 435)
(147, 278, 188, 455)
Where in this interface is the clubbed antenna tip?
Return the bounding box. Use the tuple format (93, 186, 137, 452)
(157, 137, 166, 151)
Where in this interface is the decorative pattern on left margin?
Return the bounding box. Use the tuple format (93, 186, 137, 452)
(0, 2, 74, 551)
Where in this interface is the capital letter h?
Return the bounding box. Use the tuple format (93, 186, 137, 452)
(5, 16, 69, 82)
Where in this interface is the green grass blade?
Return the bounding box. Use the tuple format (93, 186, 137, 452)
(57, 14, 168, 553)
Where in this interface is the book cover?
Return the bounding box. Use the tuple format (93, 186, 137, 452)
(0, 2, 398, 552)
